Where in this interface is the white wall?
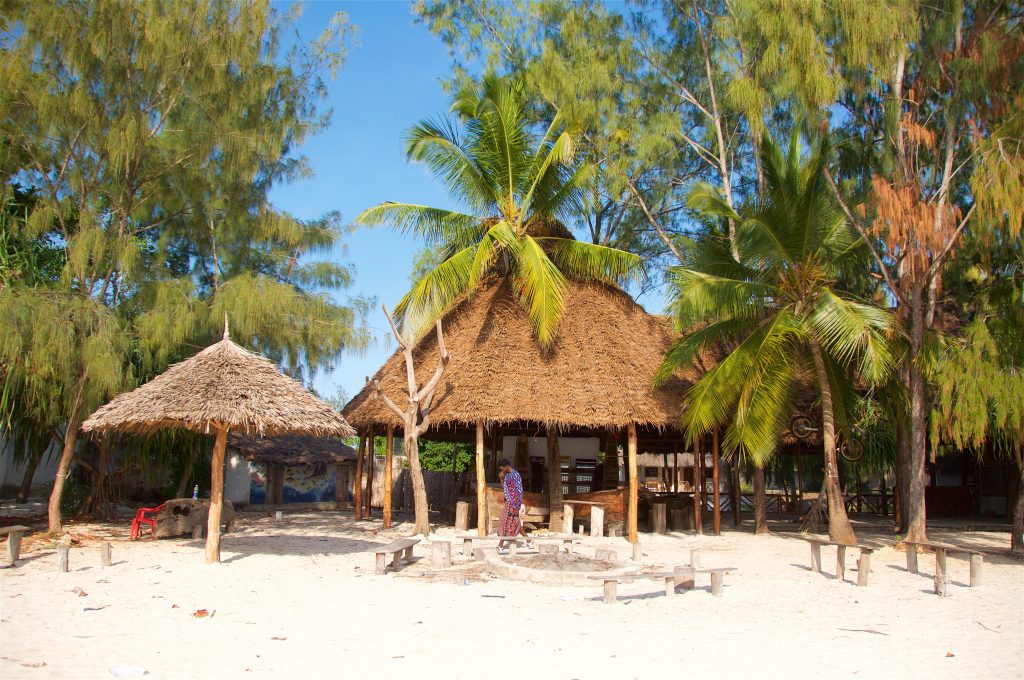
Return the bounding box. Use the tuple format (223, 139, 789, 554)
(223, 454, 251, 504)
(500, 436, 600, 464)
(0, 437, 62, 496)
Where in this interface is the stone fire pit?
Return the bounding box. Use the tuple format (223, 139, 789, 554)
(485, 550, 638, 586)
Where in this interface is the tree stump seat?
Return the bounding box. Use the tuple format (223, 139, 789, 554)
(374, 537, 420, 575)
(590, 566, 736, 604)
(798, 535, 875, 586)
(903, 540, 984, 596)
(0, 525, 30, 567)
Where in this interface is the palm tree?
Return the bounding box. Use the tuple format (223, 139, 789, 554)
(657, 134, 894, 545)
(356, 77, 643, 345)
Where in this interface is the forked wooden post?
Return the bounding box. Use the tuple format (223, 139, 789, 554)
(383, 426, 394, 529)
(475, 419, 486, 537)
(627, 423, 638, 544)
(204, 425, 228, 564)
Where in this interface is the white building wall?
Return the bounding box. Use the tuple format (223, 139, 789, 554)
(500, 436, 600, 464)
(0, 438, 62, 496)
(223, 454, 251, 504)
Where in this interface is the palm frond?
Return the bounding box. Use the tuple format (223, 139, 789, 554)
(654, 315, 763, 385)
(514, 236, 567, 347)
(393, 246, 476, 334)
(808, 290, 894, 385)
(355, 202, 480, 246)
(687, 182, 743, 223)
(405, 118, 494, 212)
(667, 267, 775, 330)
(468, 220, 521, 289)
(544, 239, 644, 286)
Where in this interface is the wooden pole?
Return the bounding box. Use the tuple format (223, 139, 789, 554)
(204, 425, 228, 564)
(627, 423, 638, 544)
(353, 433, 366, 520)
(547, 432, 563, 532)
(476, 419, 486, 536)
(796, 444, 804, 510)
(694, 436, 703, 535)
(673, 448, 679, 493)
(712, 428, 721, 536)
(732, 461, 741, 527)
(364, 427, 375, 518)
(383, 426, 394, 529)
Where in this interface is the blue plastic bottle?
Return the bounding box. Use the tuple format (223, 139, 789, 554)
(192, 485, 199, 500)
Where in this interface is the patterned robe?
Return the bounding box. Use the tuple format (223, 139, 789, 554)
(498, 468, 523, 537)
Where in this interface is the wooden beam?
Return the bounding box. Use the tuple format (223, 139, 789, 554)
(627, 423, 638, 544)
(364, 427, 375, 518)
(384, 425, 394, 529)
(713, 428, 721, 536)
(476, 419, 486, 536)
(205, 425, 228, 564)
(353, 433, 365, 520)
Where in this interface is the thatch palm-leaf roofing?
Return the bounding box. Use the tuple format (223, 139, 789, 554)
(228, 433, 356, 465)
(82, 333, 354, 438)
(343, 278, 701, 432)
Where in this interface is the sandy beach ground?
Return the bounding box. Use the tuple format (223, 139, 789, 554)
(1, 507, 1021, 680)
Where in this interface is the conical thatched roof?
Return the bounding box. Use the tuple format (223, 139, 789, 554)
(343, 278, 701, 432)
(82, 333, 354, 437)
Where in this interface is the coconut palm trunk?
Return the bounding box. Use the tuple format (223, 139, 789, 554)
(809, 339, 858, 545)
(753, 465, 769, 534)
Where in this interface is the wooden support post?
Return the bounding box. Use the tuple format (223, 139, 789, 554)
(935, 547, 948, 597)
(690, 548, 701, 569)
(652, 503, 667, 534)
(969, 553, 983, 587)
(455, 502, 469, 532)
(6, 532, 23, 564)
(836, 544, 847, 582)
(673, 451, 679, 493)
(603, 580, 617, 605)
(563, 504, 574, 534)
(204, 425, 228, 564)
(547, 432, 563, 532)
(710, 571, 724, 596)
(383, 426, 394, 529)
(694, 437, 703, 535)
(796, 446, 804, 509)
(627, 423, 638, 544)
(375, 553, 386, 575)
(364, 426, 375, 518)
(430, 540, 452, 568)
(857, 550, 872, 587)
(591, 505, 604, 538)
(809, 542, 822, 573)
(712, 428, 721, 536)
(664, 576, 675, 597)
(101, 542, 112, 567)
(632, 541, 641, 562)
(57, 542, 69, 573)
(905, 544, 918, 573)
(732, 462, 741, 527)
(353, 433, 366, 520)
(476, 419, 486, 537)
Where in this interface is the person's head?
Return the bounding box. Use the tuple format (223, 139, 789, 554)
(497, 459, 512, 473)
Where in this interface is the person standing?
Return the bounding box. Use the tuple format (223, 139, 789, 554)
(497, 458, 533, 552)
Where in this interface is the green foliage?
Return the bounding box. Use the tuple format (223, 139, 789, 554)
(416, 439, 472, 473)
(358, 76, 643, 344)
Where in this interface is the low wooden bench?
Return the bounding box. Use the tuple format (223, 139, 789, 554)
(0, 525, 30, 567)
(590, 566, 736, 604)
(903, 540, 984, 596)
(797, 536, 874, 586)
(374, 537, 420, 575)
(455, 533, 574, 557)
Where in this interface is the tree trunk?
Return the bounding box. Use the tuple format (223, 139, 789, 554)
(405, 432, 430, 536)
(905, 292, 929, 543)
(753, 465, 769, 534)
(48, 394, 85, 535)
(809, 339, 858, 545)
(17, 447, 45, 503)
(895, 415, 910, 532)
(204, 426, 228, 564)
(627, 423, 638, 544)
(547, 432, 563, 532)
(80, 435, 113, 519)
(1011, 448, 1023, 555)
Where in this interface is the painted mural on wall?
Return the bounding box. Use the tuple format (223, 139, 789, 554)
(248, 461, 337, 504)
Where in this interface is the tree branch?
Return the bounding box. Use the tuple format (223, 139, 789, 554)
(627, 179, 685, 263)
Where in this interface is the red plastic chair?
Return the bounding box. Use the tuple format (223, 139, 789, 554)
(130, 502, 165, 540)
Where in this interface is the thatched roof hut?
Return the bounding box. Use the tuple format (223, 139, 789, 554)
(228, 432, 356, 465)
(343, 278, 700, 434)
(81, 329, 353, 563)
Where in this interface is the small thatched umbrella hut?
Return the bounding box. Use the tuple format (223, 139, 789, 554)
(343, 278, 703, 543)
(82, 326, 354, 563)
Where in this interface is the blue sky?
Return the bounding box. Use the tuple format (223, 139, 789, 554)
(270, 1, 667, 403)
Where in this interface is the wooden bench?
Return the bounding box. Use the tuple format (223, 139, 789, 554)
(455, 533, 574, 557)
(562, 501, 605, 537)
(904, 540, 984, 596)
(590, 566, 736, 604)
(0, 525, 30, 567)
(374, 537, 420, 575)
(798, 536, 874, 586)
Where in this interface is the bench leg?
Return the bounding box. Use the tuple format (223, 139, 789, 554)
(603, 580, 617, 605)
(375, 553, 386, 575)
(690, 548, 701, 569)
(591, 506, 604, 538)
(906, 544, 918, 573)
(809, 542, 821, 573)
(710, 571, 723, 597)
(856, 551, 871, 587)
(836, 545, 847, 582)
(674, 566, 695, 590)
(934, 548, 948, 597)
(404, 545, 414, 563)
(664, 576, 675, 597)
(463, 538, 473, 555)
(969, 554, 983, 587)
(6, 532, 23, 564)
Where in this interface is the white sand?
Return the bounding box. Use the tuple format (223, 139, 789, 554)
(1, 511, 1021, 680)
